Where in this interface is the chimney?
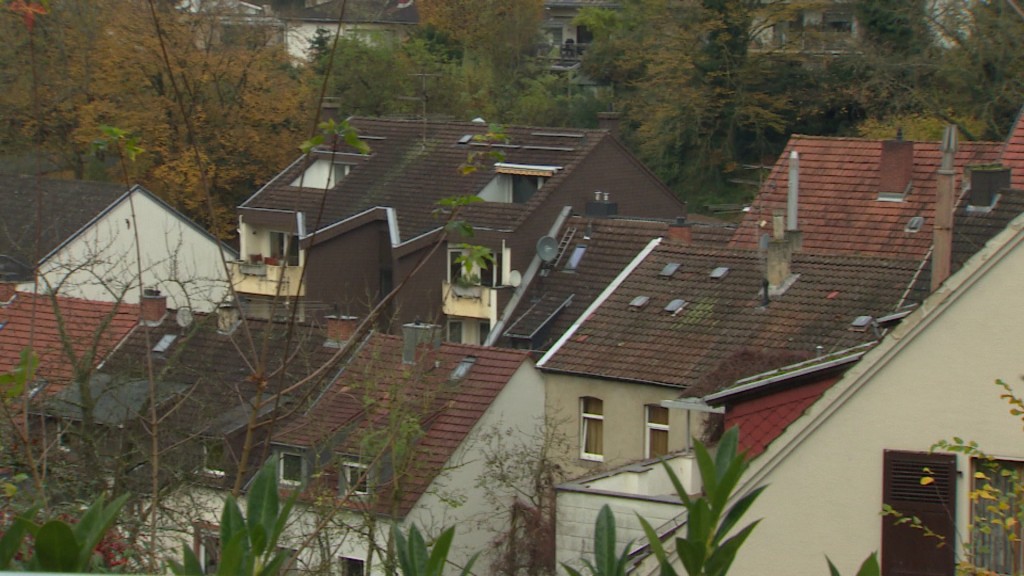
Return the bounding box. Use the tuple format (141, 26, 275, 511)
(878, 136, 914, 198)
(968, 165, 1011, 209)
(932, 125, 957, 292)
(141, 288, 167, 326)
(402, 322, 441, 365)
(0, 283, 15, 304)
(325, 315, 358, 347)
(766, 211, 794, 291)
(585, 191, 618, 218)
(217, 304, 241, 334)
(321, 97, 342, 126)
(597, 111, 621, 137)
(667, 216, 692, 243)
(786, 150, 803, 251)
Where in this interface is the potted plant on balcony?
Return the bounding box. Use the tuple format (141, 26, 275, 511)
(453, 271, 482, 298)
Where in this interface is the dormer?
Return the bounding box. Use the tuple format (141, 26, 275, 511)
(290, 158, 351, 189)
(478, 163, 561, 203)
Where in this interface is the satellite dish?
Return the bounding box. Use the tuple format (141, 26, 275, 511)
(508, 270, 522, 288)
(536, 236, 558, 263)
(176, 307, 194, 329)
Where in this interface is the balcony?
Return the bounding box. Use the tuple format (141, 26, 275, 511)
(442, 281, 495, 320)
(230, 260, 305, 298)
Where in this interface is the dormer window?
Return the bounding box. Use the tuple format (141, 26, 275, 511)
(278, 452, 305, 486)
(478, 163, 561, 203)
(341, 460, 369, 497)
(290, 159, 351, 188)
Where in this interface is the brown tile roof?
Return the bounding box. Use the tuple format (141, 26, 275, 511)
(241, 118, 664, 242)
(0, 292, 139, 389)
(1001, 108, 1024, 190)
(729, 136, 1003, 257)
(273, 333, 529, 516)
(537, 240, 920, 392)
(0, 176, 126, 276)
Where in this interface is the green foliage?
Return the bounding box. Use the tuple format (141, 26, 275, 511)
(826, 552, 880, 576)
(392, 524, 476, 576)
(0, 347, 37, 400)
(563, 505, 631, 576)
(169, 459, 296, 576)
(0, 494, 128, 572)
(639, 426, 764, 576)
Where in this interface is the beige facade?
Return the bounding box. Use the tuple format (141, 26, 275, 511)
(634, 215, 1024, 576)
(543, 372, 703, 479)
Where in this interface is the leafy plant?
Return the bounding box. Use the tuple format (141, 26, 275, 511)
(826, 553, 880, 576)
(563, 505, 631, 576)
(393, 524, 476, 576)
(639, 426, 764, 576)
(170, 459, 296, 576)
(0, 494, 128, 572)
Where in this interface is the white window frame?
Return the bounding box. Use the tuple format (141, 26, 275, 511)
(580, 397, 604, 462)
(645, 404, 670, 459)
(278, 451, 305, 486)
(342, 461, 369, 497)
(339, 556, 366, 576)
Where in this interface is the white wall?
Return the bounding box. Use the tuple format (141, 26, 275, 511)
(36, 189, 231, 312)
(720, 222, 1024, 576)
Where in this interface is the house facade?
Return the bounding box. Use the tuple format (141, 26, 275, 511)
(234, 117, 686, 341)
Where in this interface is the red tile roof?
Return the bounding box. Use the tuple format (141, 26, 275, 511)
(538, 240, 920, 392)
(729, 136, 1003, 257)
(273, 333, 530, 516)
(1001, 108, 1024, 190)
(0, 292, 138, 389)
(724, 377, 837, 459)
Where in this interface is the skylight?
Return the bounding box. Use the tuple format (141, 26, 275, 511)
(905, 216, 924, 233)
(849, 315, 874, 331)
(664, 299, 687, 314)
(710, 266, 730, 279)
(152, 334, 177, 353)
(450, 356, 477, 381)
(565, 245, 587, 271)
(629, 296, 650, 309)
(659, 262, 681, 277)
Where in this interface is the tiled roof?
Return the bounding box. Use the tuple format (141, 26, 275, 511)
(724, 377, 836, 460)
(100, 312, 339, 421)
(273, 333, 529, 516)
(0, 175, 126, 274)
(729, 136, 1003, 257)
(1001, 108, 1024, 190)
(538, 240, 920, 392)
(241, 118, 638, 242)
(502, 217, 670, 350)
(0, 292, 139, 389)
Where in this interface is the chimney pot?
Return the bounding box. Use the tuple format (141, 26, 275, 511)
(402, 322, 441, 364)
(141, 289, 167, 325)
(325, 315, 358, 347)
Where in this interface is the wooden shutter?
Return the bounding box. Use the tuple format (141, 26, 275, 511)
(882, 450, 957, 576)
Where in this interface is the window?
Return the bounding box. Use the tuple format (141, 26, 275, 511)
(881, 450, 956, 576)
(580, 397, 604, 461)
(645, 405, 669, 458)
(195, 525, 219, 574)
(565, 245, 587, 272)
(340, 557, 365, 576)
(478, 321, 490, 345)
(447, 320, 463, 343)
(202, 439, 226, 477)
(972, 459, 1024, 574)
(448, 248, 465, 283)
(342, 462, 369, 497)
(279, 452, 304, 485)
(270, 231, 300, 266)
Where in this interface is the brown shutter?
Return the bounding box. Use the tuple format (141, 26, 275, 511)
(882, 450, 957, 576)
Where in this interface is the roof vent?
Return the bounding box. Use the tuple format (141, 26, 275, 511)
(710, 266, 729, 279)
(849, 315, 874, 332)
(629, 295, 650, 309)
(659, 262, 681, 277)
(450, 356, 477, 381)
(664, 299, 687, 315)
(905, 216, 924, 233)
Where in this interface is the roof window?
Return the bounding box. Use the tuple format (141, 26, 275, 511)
(849, 315, 874, 332)
(565, 245, 587, 271)
(710, 266, 730, 279)
(664, 299, 688, 315)
(905, 216, 924, 233)
(659, 262, 681, 277)
(629, 296, 650, 310)
(152, 334, 177, 353)
(450, 356, 477, 381)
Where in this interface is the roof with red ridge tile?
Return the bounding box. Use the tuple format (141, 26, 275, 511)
(0, 292, 138, 389)
(273, 333, 531, 516)
(1000, 108, 1024, 190)
(729, 136, 1003, 258)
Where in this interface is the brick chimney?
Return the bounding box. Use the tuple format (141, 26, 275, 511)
(766, 211, 798, 295)
(141, 288, 167, 326)
(878, 136, 914, 197)
(667, 217, 692, 243)
(325, 315, 358, 347)
(402, 322, 440, 365)
(0, 283, 15, 304)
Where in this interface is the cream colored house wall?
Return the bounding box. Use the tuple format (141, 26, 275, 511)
(34, 189, 231, 312)
(543, 372, 701, 479)
(716, 221, 1024, 576)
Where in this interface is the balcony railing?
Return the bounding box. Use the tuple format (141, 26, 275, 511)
(229, 260, 305, 298)
(442, 281, 495, 320)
